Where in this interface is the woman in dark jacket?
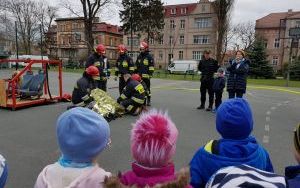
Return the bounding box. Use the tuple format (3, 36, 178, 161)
(227, 50, 249, 98)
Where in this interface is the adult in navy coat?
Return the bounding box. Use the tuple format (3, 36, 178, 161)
(227, 50, 250, 98)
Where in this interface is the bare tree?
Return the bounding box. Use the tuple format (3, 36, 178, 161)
(61, 0, 116, 53)
(232, 21, 255, 51)
(212, 0, 235, 64)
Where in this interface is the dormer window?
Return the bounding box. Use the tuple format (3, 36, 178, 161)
(171, 8, 176, 15)
(181, 8, 187, 14)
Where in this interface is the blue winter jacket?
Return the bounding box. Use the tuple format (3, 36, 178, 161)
(285, 165, 300, 188)
(226, 59, 249, 93)
(189, 136, 274, 188)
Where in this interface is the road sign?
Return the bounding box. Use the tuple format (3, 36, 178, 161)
(289, 27, 300, 39)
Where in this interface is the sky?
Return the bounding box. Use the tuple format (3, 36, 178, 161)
(50, 0, 300, 25)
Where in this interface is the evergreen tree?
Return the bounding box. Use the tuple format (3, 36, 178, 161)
(290, 57, 300, 80)
(247, 38, 275, 79)
(119, 0, 142, 35)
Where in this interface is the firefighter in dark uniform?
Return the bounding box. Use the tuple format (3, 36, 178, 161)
(117, 74, 145, 116)
(71, 66, 99, 107)
(197, 50, 219, 111)
(85, 44, 110, 91)
(131, 73, 149, 106)
(115, 44, 134, 94)
(135, 42, 154, 106)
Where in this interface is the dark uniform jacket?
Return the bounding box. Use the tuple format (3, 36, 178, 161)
(226, 59, 249, 93)
(72, 75, 97, 106)
(135, 51, 155, 79)
(198, 58, 219, 81)
(115, 54, 134, 76)
(85, 53, 111, 80)
(213, 77, 226, 92)
(118, 78, 145, 106)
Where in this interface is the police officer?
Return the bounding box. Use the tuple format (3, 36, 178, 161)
(197, 50, 219, 111)
(85, 44, 110, 91)
(71, 66, 99, 107)
(135, 42, 154, 106)
(115, 44, 134, 94)
(117, 74, 145, 116)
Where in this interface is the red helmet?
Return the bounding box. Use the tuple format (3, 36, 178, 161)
(86, 66, 100, 76)
(96, 44, 106, 54)
(131, 74, 142, 82)
(140, 42, 148, 50)
(118, 44, 127, 53)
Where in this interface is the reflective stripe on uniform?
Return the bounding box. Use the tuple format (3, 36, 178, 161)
(127, 105, 134, 111)
(120, 94, 127, 99)
(129, 67, 135, 71)
(142, 74, 150, 78)
(94, 61, 100, 66)
(135, 84, 145, 94)
(149, 66, 154, 71)
(76, 101, 86, 107)
(81, 94, 90, 101)
(115, 67, 119, 71)
(132, 97, 145, 104)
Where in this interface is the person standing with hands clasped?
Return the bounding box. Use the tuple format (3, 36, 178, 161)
(227, 50, 250, 99)
(197, 50, 219, 111)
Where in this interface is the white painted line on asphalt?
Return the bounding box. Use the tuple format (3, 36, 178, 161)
(271, 106, 277, 110)
(266, 111, 271, 115)
(284, 101, 290, 104)
(277, 103, 282, 106)
(265, 124, 270, 132)
(266, 117, 271, 122)
(263, 135, 270, 143)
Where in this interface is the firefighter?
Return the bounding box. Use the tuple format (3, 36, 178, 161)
(115, 44, 134, 94)
(197, 50, 219, 111)
(71, 66, 99, 107)
(85, 44, 111, 91)
(131, 73, 149, 106)
(135, 41, 154, 106)
(117, 74, 145, 116)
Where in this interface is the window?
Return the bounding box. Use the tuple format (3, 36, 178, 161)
(127, 37, 139, 46)
(180, 20, 185, 29)
(264, 40, 268, 48)
(170, 20, 175, 29)
(193, 35, 210, 44)
(110, 37, 113, 46)
(202, 5, 206, 12)
(159, 51, 163, 60)
(149, 37, 154, 45)
(192, 51, 203, 60)
(169, 36, 174, 45)
(159, 35, 164, 45)
(179, 51, 183, 60)
(272, 56, 279, 66)
(171, 8, 176, 15)
(296, 21, 300, 27)
(274, 38, 280, 48)
(194, 18, 212, 28)
(181, 8, 187, 14)
(179, 35, 184, 45)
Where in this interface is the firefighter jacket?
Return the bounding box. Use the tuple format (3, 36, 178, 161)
(198, 58, 219, 81)
(118, 78, 145, 108)
(115, 54, 134, 76)
(86, 52, 111, 80)
(72, 74, 97, 106)
(135, 51, 154, 79)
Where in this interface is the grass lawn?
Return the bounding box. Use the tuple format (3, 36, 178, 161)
(57, 68, 300, 88)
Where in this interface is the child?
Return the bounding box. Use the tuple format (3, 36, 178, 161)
(120, 109, 179, 187)
(0, 154, 8, 188)
(190, 98, 274, 188)
(285, 124, 300, 187)
(34, 107, 111, 188)
(212, 68, 225, 112)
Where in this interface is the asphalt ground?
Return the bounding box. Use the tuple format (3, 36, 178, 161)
(0, 69, 300, 188)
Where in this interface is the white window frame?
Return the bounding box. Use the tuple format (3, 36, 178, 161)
(149, 37, 154, 45)
(170, 20, 175, 29)
(179, 51, 184, 60)
(169, 36, 174, 45)
(180, 20, 185, 29)
(179, 35, 184, 45)
(296, 21, 300, 27)
(181, 8, 187, 14)
(192, 51, 203, 60)
(194, 17, 212, 28)
(274, 38, 280, 48)
(159, 51, 163, 60)
(272, 56, 279, 66)
(193, 35, 210, 44)
(159, 35, 164, 45)
(171, 8, 176, 15)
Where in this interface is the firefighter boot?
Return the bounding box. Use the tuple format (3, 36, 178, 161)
(147, 96, 151, 106)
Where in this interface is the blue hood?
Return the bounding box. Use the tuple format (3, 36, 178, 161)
(190, 136, 274, 188)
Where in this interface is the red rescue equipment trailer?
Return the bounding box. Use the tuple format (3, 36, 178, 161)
(0, 59, 63, 110)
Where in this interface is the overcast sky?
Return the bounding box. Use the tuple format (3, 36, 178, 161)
(51, 0, 300, 25)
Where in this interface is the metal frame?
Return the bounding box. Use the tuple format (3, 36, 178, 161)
(0, 59, 63, 110)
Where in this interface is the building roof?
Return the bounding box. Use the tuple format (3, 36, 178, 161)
(256, 10, 300, 29)
(55, 17, 85, 22)
(164, 3, 198, 18)
(93, 22, 123, 35)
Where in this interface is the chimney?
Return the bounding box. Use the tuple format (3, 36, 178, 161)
(288, 9, 293, 14)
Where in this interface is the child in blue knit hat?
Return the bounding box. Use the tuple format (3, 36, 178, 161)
(0, 154, 8, 188)
(189, 98, 274, 188)
(34, 107, 111, 188)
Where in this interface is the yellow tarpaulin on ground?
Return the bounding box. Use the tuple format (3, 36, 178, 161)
(0, 80, 6, 107)
(90, 89, 125, 119)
